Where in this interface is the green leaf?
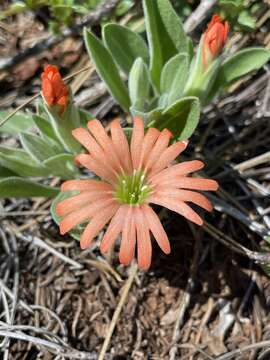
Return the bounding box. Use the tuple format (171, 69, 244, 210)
(238, 11, 256, 30)
(223, 48, 270, 83)
(51, 190, 86, 241)
(219, 0, 242, 13)
(156, 0, 188, 53)
(153, 97, 200, 140)
(71, 5, 89, 14)
(43, 153, 79, 179)
(33, 115, 58, 142)
(0, 147, 48, 177)
(0, 177, 59, 198)
(0, 111, 34, 134)
(183, 37, 204, 96)
(187, 58, 221, 105)
(187, 38, 194, 62)
(183, 37, 221, 104)
(130, 106, 163, 127)
(20, 132, 59, 163)
(37, 101, 49, 120)
(103, 23, 149, 74)
(143, 0, 179, 89)
(160, 53, 189, 106)
(0, 165, 17, 178)
(207, 48, 270, 101)
(32, 115, 64, 152)
(128, 58, 152, 112)
(116, 0, 134, 16)
(78, 108, 93, 127)
(63, 91, 81, 129)
(43, 103, 81, 154)
(84, 28, 131, 111)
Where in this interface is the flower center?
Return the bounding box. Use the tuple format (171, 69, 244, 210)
(114, 170, 152, 205)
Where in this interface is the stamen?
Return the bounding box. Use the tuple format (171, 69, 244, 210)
(114, 170, 152, 205)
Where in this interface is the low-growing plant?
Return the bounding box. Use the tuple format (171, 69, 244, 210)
(0, 0, 269, 199)
(0, 0, 269, 270)
(84, 0, 270, 140)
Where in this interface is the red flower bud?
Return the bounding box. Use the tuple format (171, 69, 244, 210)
(203, 14, 229, 68)
(41, 65, 69, 111)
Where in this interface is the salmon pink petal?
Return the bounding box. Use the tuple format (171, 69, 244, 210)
(73, 129, 117, 174)
(56, 191, 112, 217)
(141, 204, 170, 254)
(171, 177, 219, 191)
(138, 127, 160, 170)
(134, 206, 152, 270)
(149, 195, 203, 226)
(144, 129, 172, 172)
(75, 154, 116, 183)
(119, 206, 136, 265)
(61, 179, 112, 192)
(87, 119, 122, 172)
(80, 203, 119, 249)
(72, 128, 106, 160)
(149, 160, 205, 184)
(59, 198, 116, 235)
(155, 188, 213, 211)
(100, 205, 126, 253)
(130, 117, 145, 170)
(148, 140, 188, 176)
(110, 119, 132, 173)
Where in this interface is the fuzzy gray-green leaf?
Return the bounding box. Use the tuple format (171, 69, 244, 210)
(84, 28, 130, 111)
(20, 132, 59, 163)
(0, 177, 59, 198)
(128, 58, 152, 112)
(43, 153, 79, 179)
(43, 103, 81, 154)
(0, 147, 48, 177)
(220, 48, 270, 84)
(154, 96, 200, 140)
(0, 111, 34, 134)
(160, 53, 189, 106)
(103, 23, 149, 74)
(143, 0, 179, 90)
(207, 47, 270, 101)
(156, 0, 188, 54)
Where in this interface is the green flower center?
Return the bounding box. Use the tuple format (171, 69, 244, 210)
(114, 170, 152, 205)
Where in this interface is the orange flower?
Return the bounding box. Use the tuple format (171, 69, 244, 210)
(41, 64, 69, 111)
(56, 118, 218, 270)
(203, 14, 229, 68)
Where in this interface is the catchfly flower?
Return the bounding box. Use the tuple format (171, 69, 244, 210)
(203, 14, 229, 68)
(56, 118, 218, 270)
(41, 64, 69, 112)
